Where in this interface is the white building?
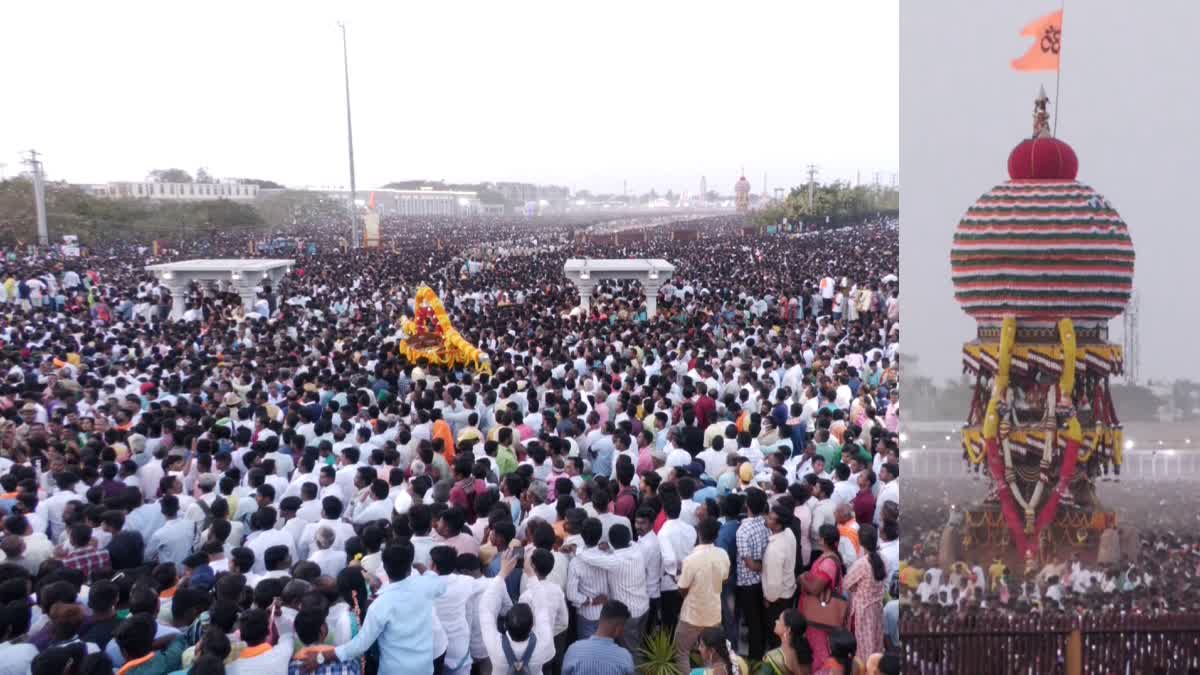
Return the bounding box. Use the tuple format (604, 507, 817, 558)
(312, 187, 481, 217)
(86, 181, 260, 201)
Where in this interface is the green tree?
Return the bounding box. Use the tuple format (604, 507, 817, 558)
(195, 168, 214, 184)
(237, 178, 286, 189)
(756, 181, 898, 225)
(1111, 384, 1167, 422)
(149, 168, 193, 183)
(0, 178, 265, 245)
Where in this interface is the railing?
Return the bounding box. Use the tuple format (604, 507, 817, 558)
(901, 613, 1200, 674)
(904, 447, 1200, 480)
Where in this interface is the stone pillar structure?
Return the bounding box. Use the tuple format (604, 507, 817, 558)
(161, 278, 188, 320)
(643, 280, 661, 319)
(145, 259, 294, 322)
(235, 274, 260, 314)
(576, 279, 595, 312)
(562, 259, 675, 321)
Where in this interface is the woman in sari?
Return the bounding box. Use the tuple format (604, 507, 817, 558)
(813, 630, 865, 675)
(761, 610, 813, 675)
(843, 525, 887, 664)
(798, 524, 844, 667)
(692, 626, 749, 675)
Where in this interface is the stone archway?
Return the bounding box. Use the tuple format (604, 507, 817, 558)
(562, 258, 676, 318)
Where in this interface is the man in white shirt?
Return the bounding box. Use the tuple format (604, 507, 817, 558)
(809, 480, 837, 552)
(697, 436, 730, 481)
(245, 507, 298, 574)
(634, 508, 663, 617)
(352, 480, 395, 524)
(407, 503, 438, 569)
(874, 462, 899, 527)
(41, 471, 83, 541)
(296, 497, 356, 561)
(656, 493, 697, 630)
(830, 464, 857, 507)
(879, 520, 900, 581)
(147, 495, 197, 573)
(479, 551, 557, 675)
(591, 490, 632, 546)
(427, 545, 478, 675)
(519, 548, 570, 650)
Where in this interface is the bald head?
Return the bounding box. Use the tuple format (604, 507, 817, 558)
(835, 502, 853, 523)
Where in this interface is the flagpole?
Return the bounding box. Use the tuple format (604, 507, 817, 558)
(1053, 0, 1065, 135)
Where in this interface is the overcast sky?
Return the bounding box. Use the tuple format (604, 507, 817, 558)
(901, 0, 1200, 384)
(1, 0, 896, 196)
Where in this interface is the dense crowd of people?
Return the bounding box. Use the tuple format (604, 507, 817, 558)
(0, 211, 901, 675)
(900, 475, 1200, 673)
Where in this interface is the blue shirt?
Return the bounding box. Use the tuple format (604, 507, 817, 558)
(485, 553, 524, 603)
(590, 436, 616, 478)
(694, 486, 718, 505)
(335, 573, 446, 675)
(716, 518, 741, 590)
(561, 636, 635, 675)
(126, 502, 165, 542)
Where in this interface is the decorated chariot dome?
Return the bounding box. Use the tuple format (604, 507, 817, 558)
(952, 89, 1134, 561)
(735, 175, 751, 195)
(735, 173, 752, 213)
(951, 88, 1134, 330)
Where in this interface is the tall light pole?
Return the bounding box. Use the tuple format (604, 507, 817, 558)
(23, 150, 49, 247)
(338, 21, 359, 248)
(806, 164, 819, 212)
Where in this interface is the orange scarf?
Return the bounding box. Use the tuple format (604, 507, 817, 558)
(239, 643, 274, 660)
(837, 523, 861, 556)
(159, 584, 178, 600)
(294, 645, 336, 660)
(117, 652, 157, 675)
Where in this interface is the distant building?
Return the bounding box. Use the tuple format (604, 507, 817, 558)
(310, 187, 481, 217)
(700, 176, 708, 202)
(494, 182, 570, 211)
(85, 181, 259, 201)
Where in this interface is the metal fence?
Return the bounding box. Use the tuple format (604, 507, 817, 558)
(904, 447, 1200, 480)
(902, 614, 1071, 675)
(901, 613, 1200, 674)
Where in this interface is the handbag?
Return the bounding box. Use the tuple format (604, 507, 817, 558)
(801, 555, 848, 630)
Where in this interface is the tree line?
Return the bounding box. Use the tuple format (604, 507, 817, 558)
(756, 181, 899, 226)
(0, 177, 264, 246)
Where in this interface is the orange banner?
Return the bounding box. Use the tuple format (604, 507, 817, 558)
(1012, 9, 1062, 72)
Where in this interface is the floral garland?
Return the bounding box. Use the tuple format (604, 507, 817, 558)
(983, 317, 1083, 556)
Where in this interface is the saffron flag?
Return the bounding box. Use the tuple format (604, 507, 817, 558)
(368, 191, 376, 210)
(1012, 9, 1062, 72)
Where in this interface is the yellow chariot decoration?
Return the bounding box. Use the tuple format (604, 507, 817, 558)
(399, 286, 491, 374)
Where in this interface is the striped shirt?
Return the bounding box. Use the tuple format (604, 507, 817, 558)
(561, 636, 636, 675)
(574, 545, 649, 618)
(565, 549, 609, 621)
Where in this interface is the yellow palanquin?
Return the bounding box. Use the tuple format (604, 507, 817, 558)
(399, 286, 491, 374)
